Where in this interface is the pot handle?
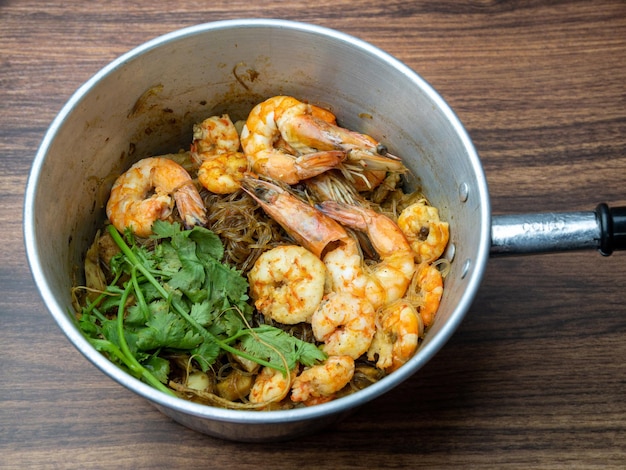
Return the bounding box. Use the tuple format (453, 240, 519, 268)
(490, 204, 626, 256)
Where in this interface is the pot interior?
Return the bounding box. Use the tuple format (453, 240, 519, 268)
(24, 20, 491, 436)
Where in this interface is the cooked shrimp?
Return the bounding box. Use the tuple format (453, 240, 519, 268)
(350, 169, 388, 192)
(317, 200, 415, 309)
(412, 262, 444, 327)
(397, 199, 449, 264)
(249, 367, 297, 404)
(192, 114, 241, 155)
(247, 245, 327, 324)
(291, 355, 355, 405)
(367, 299, 422, 373)
(309, 103, 337, 124)
(240, 96, 346, 184)
(191, 115, 248, 194)
(311, 292, 376, 359)
(277, 102, 407, 178)
(106, 156, 207, 238)
(240, 177, 349, 259)
(197, 152, 248, 194)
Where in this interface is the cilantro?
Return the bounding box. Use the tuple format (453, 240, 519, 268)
(76, 221, 327, 396)
(238, 325, 327, 371)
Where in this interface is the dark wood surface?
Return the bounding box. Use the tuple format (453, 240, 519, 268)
(2, 1, 625, 468)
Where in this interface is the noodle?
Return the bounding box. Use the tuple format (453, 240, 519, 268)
(203, 189, 287, 273)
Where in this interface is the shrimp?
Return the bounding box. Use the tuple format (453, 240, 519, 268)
(192, 114, 241, 155)
(276, 101, 407, 179)
(249, 367, 297, 405)
(240, 96, 346, 184)
(197, 152, 248, 194)
(191, 115, 248, 194)
(412, 262, 444, 327)
(106, 156, 207, 238)
(317, 200, 416, 309)
(247, 245, 327, 324)
(350, 169, 388, 192)
(240, 176, 349, 259)
(367, 299, 422, 373)
(311, 292, 376, 359)
(291, 355, 355, 405)
(397, 199, 449, 264)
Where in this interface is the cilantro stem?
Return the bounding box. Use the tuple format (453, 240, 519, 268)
(107, 225, 284, 373)
(131, 266, 150, 321)
(81, 272, 123, 317)
(115, 276, 175, 396)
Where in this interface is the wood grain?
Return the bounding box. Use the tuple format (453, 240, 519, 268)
(2, 1, 625, 468)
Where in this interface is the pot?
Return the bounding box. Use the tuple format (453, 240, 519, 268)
(23, 19, 626, 442)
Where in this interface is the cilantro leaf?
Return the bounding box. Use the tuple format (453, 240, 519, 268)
(239, 325, 327, 371)
(190, 340, 221, 372)
(144, 354, 171, 384)
(134, 307, 203, 351)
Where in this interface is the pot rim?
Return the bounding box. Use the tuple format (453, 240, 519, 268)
(23, 18, 492, 426)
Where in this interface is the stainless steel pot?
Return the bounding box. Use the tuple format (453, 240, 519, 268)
(23, 19, 625, 442)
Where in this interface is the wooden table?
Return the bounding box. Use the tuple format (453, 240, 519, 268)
(2, 1, 625, 468)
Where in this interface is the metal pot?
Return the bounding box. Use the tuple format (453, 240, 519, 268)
(23, 19, 625, 442)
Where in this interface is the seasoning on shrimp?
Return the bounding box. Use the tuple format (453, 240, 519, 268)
(248, 245, 327, 325)
(291, 355, 355, 406)
(311, 292, 376, 359)
(412, 262, 444, 328)
(317, 200, 416, 309)
(241, 95, 405, 187)
(249, 367, 297, 405)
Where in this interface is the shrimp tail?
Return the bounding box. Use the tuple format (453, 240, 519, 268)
(174, 185, 208, 229)
(240, 177, 348, 258)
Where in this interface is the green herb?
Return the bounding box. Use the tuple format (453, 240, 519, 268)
(77, 221, 326, 394)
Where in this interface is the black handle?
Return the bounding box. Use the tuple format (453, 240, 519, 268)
(596, 204, 626, 256)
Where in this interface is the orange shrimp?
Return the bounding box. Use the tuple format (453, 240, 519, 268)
(240, 176, 348, 259)
(247, 245, 327, 325)
(106, 156, 207, 238)
(240, 96, 346, 184)
(190, 114, 248, 194)
(317, 200, 416, 309)
(249, 367, 297, 405)
(398, 199, 450, 264)
(413, 262, 444, 327)
(291, 355, 355, 406)
(367, 299, 422, 373)
(311, 292, 376, 359)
